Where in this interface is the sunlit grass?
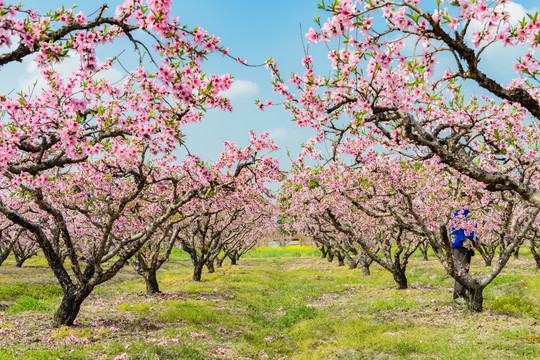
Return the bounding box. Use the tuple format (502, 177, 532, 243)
(1, 248, 539, 359)
(246, 245, 321, 258)
(0, 283, 61, 301)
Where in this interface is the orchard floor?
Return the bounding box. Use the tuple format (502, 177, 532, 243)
(0, 247, 539, 360)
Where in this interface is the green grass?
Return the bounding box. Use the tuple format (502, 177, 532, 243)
(167, 248, 192, 262)
(490, 296, 537, 315)
(4, 296, 54, 314)
(157, 300, 237, 325)
(0, 283, 61, 301)
(0, 246, 539, 359)
(119, 340, 208, 360)
(246, 245, 322, 258)
(0, 283, 60, 315)
(116, 302, 154, 313)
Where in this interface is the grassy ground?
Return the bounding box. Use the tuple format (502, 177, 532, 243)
(0, 247, 539, 359)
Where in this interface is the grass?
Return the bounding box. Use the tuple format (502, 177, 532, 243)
(0, 283, 61, 301)
(490, 296, 537, 315)
(0, 246, 539, 359)
(246, 245, 322, 258)
(4, 296, 54, 314)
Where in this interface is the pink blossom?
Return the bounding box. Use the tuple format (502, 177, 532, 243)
(306, 27, 318, 43)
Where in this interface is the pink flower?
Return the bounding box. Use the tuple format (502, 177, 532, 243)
(306, 27, 318, 43)
(449, 17, 459, 30)
(74, 12, 86, 24)
(301, 56, 313, 67)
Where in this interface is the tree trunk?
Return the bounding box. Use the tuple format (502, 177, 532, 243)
(13, 247, 37, 268)
(513, 246, 520, 259)
(14, 252, 22, 267)
(420, 244, 429, 261)
(336, 252, 345, 267)
(216, 256, 224, 268)
(53, 287, 91, 327)
(530, 246, 540, 272)
(359, 258, 370, 276)
(144, 271, 160, 294)
(0, 248, 10, 267)
(193, 262, 203, 281)
(393, 270, 408, 290)
(468, 286, 484, 312)
(206, 260, 215, 274)
(327, 250, 334, 263)
(348, 259, 358, 270)
(476, 246, 492, 266)
(320, 246, 327, 258)
(229, 252, 238, 265)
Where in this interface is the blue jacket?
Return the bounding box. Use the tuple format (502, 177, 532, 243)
(451, 208, 476, 248)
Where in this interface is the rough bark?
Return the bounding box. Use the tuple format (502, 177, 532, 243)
(0, 246, 12, 267)
(327, 250, 335, 263)
(143, 271, 160, 294)
(336, 252, 345, 267)
(14, 248, 37, 267)
(530, 245, 540, 272)
(359, 257, 370, 276)
(183, 240, 205, 281)
(206, 260, 215, 274)
(53, 286, 92, 327)
(419, 243, 429, 261)
(13, 250, 37, 267)
(468, 286, 484, 312)
(512, 246, 520, 259)
(0, 7, 139, 67)
(393, 270, 408, 290)
(193, 262, 204, 282)
(401, 113, 540, 208)
(229, 252, 238, 265)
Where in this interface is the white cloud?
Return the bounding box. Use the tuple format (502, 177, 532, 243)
(18, 51, 124, 94)
(499, 1, 537, 25)
(221, 79, 259, 99)
(463, 1, 540, 85)
(19, 53, 78, 92)
(270, 127, 297, 140)
(470, 1, 539, 33)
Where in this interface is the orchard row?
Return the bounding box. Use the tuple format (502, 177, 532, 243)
(1, 0, 540, 328)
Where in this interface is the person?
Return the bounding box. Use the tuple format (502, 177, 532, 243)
(451, 202, 479, 305)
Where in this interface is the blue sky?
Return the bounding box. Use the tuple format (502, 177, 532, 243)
(171, 0, 323, 165)
(2, 0, 540, 169)
(2, 0, 324, 167)
(175, 0, 539, 165)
